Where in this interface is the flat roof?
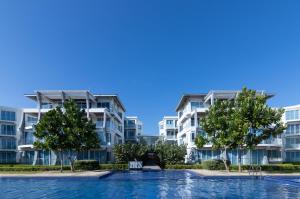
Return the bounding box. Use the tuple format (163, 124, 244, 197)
(24, 90, 126, 112)
(175, 90, 275, 112)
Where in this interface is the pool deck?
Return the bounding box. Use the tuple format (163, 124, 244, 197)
(190, 169, 300, 177)
(0, 170, 111, 178)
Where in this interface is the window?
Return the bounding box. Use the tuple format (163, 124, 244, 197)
(191, 117, 195, 126)
(1, 125, 16, 135)
(191, 132, 195, 141)
(1, 111, 16, 121)
(0, 138, 16, 149)
(166, 120, 173, 125)
(25, 132, 34, 145)
(286, 124, 300, 135)
(179, 112, 183, 118)
(160, 125, 164, 129)
(286, 110, 300, 121)
(41, 103, 53, 109)
(97, 102, 110, 109)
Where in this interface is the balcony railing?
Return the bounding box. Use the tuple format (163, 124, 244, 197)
(285, 144, 300, 149)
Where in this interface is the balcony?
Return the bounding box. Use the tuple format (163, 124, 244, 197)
(166, 135, 177, 140)
(260, 138, 281, 145)
(285, 144, 300, 149)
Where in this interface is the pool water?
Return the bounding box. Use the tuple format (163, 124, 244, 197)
(1, 171, 300, 199)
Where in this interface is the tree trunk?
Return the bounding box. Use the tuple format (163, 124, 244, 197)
(60, 151, 63, 173)
(223, 148, 229, 172)
(238, 148, 242, 173)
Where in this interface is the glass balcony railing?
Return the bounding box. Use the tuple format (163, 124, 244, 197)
(260, 138, 281, 145)
(285, 144, 300, 149)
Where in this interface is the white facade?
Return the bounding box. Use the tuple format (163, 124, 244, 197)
(0, 90, 128, 165)
(159, 116, 178, 143)
(0, 106, 22, 163)
(282, 105, 300, 162)
(175, 90, 282, 164)
(124, 116, 143, 143)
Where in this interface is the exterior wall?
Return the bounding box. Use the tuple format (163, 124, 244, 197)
(282, 105, 300, 162)
(124, 116, 143, 143)
(159, 116, 178, 143)
(0, 106, 22, 164)
(175, 91, 283, 165)
(14, 90, 127, 165)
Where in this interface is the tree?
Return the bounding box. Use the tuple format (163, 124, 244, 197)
(155, 141, 186, 167)
(113, 143, 148, 163)
(34, 99, 100, 172)
(34, 107, 66, 172)
(62, 100, 100, 171)
(232, 87, 285, 172)
(196, 100, 236, 172)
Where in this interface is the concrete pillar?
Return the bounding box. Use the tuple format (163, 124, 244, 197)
(86, 92, 90, 119)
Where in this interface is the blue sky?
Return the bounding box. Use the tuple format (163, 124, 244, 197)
(0, 0, 300, 135)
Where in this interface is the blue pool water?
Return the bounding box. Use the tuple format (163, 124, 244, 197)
(1, 171, 300, 199)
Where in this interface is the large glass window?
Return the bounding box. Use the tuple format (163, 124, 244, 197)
(191, 117, 195, 126)
(97, 102, 110, 109)
(286, 124, 300, 135)
(1, 124, 16, 135)
(0, 152, 16, 163)
(166, 120, 173, 125)
(0, 138, 16, 149)
(1, 111, 16, 121)
(41, 103, 53, 109)
(25, 132, 34, 145)
(286, 110, 300, 121)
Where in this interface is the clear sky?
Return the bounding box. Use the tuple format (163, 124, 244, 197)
(0, 0, 300, 135)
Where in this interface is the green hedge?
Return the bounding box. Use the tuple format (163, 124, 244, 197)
(0, 164, 128, 171)
(202, 159, 230, 170)
(230, 164, 300, 172)
(165, 164, 202, 169)
(0, 165, 70, 171)
(75, 160, 99, 170)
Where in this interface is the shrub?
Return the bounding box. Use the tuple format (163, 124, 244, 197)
(0, 165, 70, 172)
(202, 159, 230, 170)
(74, 160, 99, 170)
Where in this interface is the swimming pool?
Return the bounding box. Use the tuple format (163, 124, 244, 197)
(1, 171, 300, 199)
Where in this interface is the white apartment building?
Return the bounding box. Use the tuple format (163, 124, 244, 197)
(158, 116, 178, 143)
(124, 116, 143, 143)
(0, 106, 22, 163)
(282, 105, 300, 162)
(175, 90, 282, 165)
(0, 90, 128, 165)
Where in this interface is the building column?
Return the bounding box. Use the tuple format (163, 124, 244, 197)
(86, 92, 90, 119)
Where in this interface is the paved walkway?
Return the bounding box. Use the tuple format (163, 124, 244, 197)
(0, 170, 111, 178)
(143, 165, 161, 170)
(190, 169, 300, 176)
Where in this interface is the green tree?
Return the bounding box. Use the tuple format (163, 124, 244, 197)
(34, 107, 67, 172)
(196, 100, 236, 172)
(34, 99, 100, 172)
(113, 143, 148, 163)
(62, 100, 100, 171)
(155, 141, 186, 167)
(233, 87, 285, 172)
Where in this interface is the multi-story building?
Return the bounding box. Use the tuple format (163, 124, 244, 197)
(124, 116, 143, 143)
(0, 106, 22, 163)
(158, 116, 178, 143)
(175, 90, 282, 165)
(282, 105, 300, 162)
(2, 90, 126, 165)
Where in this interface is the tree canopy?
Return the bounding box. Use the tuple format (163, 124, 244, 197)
(34, 99, 99, 172)
(196, 87, 286, 172)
